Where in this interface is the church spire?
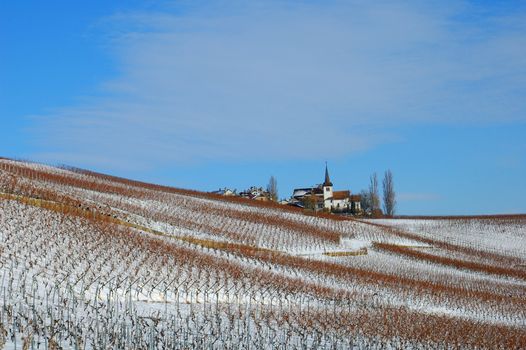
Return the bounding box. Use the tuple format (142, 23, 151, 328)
(324, 162, 333, 187)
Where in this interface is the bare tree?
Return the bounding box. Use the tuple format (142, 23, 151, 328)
(267, 176, 278, 202)
(302, 191, 320, 213)
(359, 189, 370, 213)
(368, 173, 380, 214)
(382, 169, 396, 216)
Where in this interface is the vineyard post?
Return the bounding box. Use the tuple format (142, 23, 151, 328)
(163, 285, 169, 320)
(1, 287, 4, 324)
(245, 281, 255, 350)
(225, 284, 236, 316)
(209, 280, 221, 315)
(261, 285, 273, 315)
(205, 280, 219, 312)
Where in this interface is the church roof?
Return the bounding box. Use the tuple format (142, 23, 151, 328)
(333, 190, 350, 200)
(323, 163, 333, 187)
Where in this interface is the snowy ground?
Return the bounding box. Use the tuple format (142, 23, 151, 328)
(0, 159, 525, 349)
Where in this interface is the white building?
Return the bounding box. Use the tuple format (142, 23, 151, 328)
(290, 164, 361, 214)
(211, 188, 236, 196)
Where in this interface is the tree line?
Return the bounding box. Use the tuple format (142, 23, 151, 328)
(360, 169, 396, 217)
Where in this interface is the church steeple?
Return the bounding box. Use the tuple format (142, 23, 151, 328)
(323, 162, 333, 187)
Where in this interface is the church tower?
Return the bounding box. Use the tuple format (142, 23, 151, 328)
(323, 163, 333, 209)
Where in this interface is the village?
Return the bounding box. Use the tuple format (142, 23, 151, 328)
(211, 164, 363, 215)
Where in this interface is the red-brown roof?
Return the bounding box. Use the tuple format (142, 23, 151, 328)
(333, 190, 350, 200)
(349, 194, 362, 202)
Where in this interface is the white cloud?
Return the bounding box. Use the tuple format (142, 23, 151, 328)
(32, 1, 526, 169)
(398, 192, 442, 202)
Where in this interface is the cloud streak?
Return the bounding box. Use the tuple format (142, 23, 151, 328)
(31, 1, 526, 169)
(398, 192, 442, 202)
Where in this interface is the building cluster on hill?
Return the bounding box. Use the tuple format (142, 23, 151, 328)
(289, 165, 362, 214)
(239, 186, 272, 201)
(211, 186, 272, 201)
(211, 164, 362, 215)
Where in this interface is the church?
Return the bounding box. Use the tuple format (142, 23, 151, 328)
(290, 165, 362, 214)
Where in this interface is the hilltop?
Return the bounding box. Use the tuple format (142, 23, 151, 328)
(0, 158, 525, 348)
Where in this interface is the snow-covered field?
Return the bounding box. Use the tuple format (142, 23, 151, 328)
(0, 159, 525, 349)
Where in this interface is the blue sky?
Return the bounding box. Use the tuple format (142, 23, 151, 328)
(1, 0, 525, 215)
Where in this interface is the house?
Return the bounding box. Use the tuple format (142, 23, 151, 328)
(239, 186, 271, 201)
(332, 190, 351, 212)
(290, 164, 362, 214)
(211, 188, 236, 196)
(349, 194, 362, 213)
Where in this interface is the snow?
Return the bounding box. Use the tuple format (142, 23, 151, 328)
(0, 159, 525, 348)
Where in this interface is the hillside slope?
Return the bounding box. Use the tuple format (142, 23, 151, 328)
(0, 158, 525, 349)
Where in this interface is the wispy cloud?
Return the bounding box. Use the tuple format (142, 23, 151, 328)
(398, 192, 442, 202)
(31, 1, 526, 169)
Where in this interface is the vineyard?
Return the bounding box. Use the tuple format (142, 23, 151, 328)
(0, 158, 525, 349)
